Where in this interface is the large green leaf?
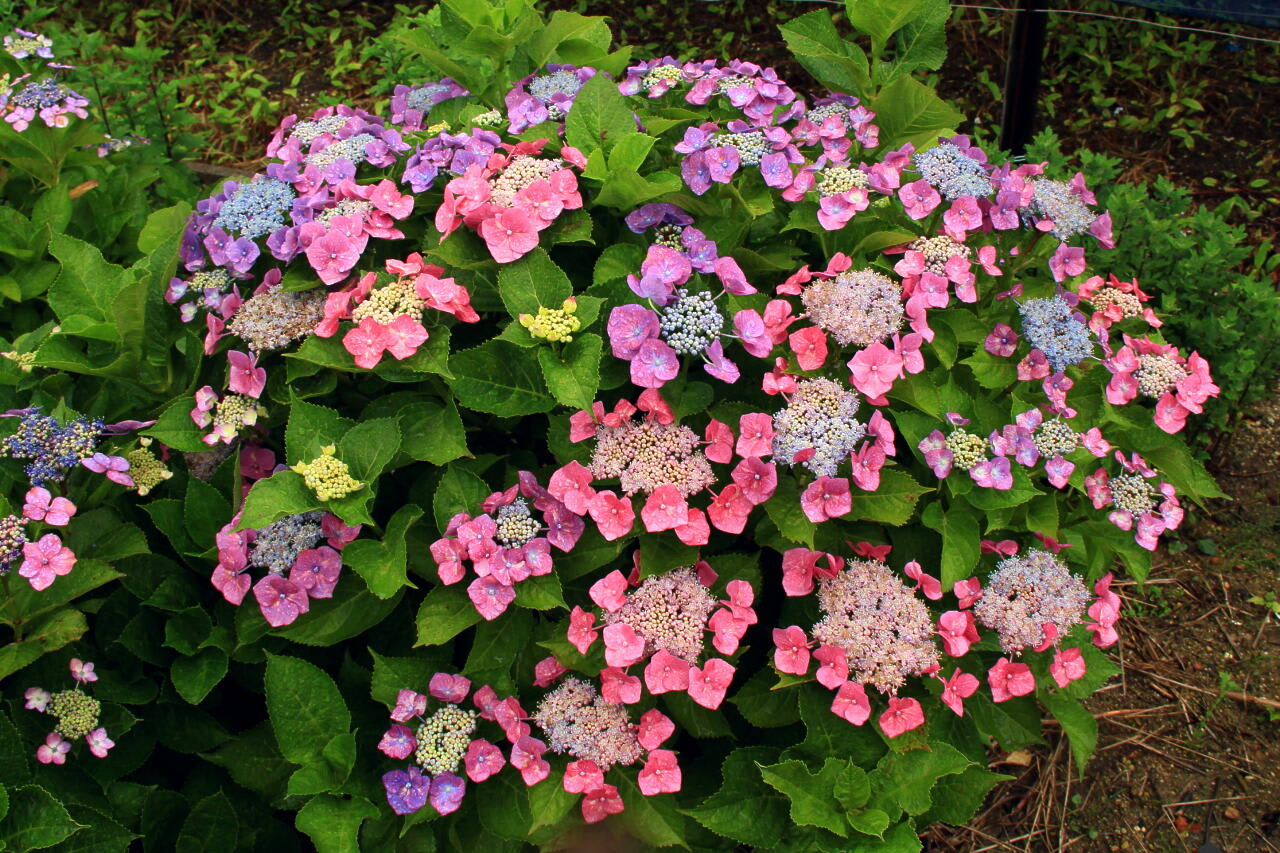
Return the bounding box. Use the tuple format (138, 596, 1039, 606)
(0, 785, 81, 853)
(537, 333, 602, 411)
(563, 73, 636, 154)
(343, 504, 423, 599)
(174, 792, 236, 853)
(870, 75, 965, 151)
(263, 653, 351, 766)
(449, 340, 556, 416)
(682, 747, 787, 847)
(496, 247, 573, 319)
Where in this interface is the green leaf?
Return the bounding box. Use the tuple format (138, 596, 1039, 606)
(682, 747, 787, 847)
(1040, 690, 1097, 772)
(449, 340, 556, 416)
(513, 573, 566, 610)
(614, 774, 689, 848)
(415, 584, 482, 646)
(849, 468, 931, 526)
(174, 792, 236, 853)
(138, 202, 194, 256)
(263, 653, 351, 765)
(879, 0, 949, 82)
(49, 805, 136, 853)
(4, 559, 120, 625)
(183, 477, 230, 555)
(432, 464, 489, 535)
(870, 75, 965, 151)
(918, 766, 1011, 826)
(762, 476, 818, 548)
(236, 471, 318, 531)
(965, 692, 1045, 751)
(759, 758, 861, 837)
(868, 741, 972, 817)
(0, 609, 88, 681)
(46, 233, 128, 341)
(343, 504, 423, 599)
(563, 73, 636, 154)
(730, 668, 801, 729)
(369, 650, 449, 708)
(276, 581, 401, 647)
(794, 686, 886, 768)
(143, 397, 209, 453)
(295, 795, 378, 853)
(496, 247, 573, 318)
(960, 348, 1019, 390)
(526, 775, 577, 836)
(537, 333, 602, 410)
(285, 399, 355, 466)
(919, 502, 980, 588)
(0, 785, 81, 853)
(846, 0, 924, 56)
(287, 732, 356, 796)
(779, 11, 871, 96)
(170, 648, 228, 705)
(201, 723, 291, 801)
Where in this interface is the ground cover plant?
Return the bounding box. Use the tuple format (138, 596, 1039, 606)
(0, 1, 1241, 850)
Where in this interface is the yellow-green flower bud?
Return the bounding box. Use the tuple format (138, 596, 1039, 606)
(292, 445, 363, 501)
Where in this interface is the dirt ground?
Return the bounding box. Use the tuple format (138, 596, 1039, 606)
(924, 399, 1280, 852)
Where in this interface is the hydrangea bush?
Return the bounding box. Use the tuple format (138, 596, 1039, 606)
(0, 1, 1226, 850)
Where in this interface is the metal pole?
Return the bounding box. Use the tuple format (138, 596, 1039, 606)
(999, 0, 1049, 156)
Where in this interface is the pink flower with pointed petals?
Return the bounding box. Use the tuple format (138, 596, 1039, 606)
(736, 413, 774, 459)
(638, 709, 675, 750)
(705, 419, 735, 463)
(587, 490, 634, 541)
(87, 722, 115, 758)
(468, 575, 516, 620)
(688, 658, 734, 709)
(970, 455, 1013, 490)
(644, 649, 691, 695)
(22, 487, 76, 526)
(70, 658, 97, 683)
(631, 337, 680, 388)
(731, 457, 777, 505)
(511, 736, 551, 786)
(81, 453, 134, 486)
(462, 738, 505, 783)
(429, 673, 471, 704)
(564, 759, 605, 794)
(849, 443, 886, 491)
(800, 476, 851, 523)
(978, 245, 1002, 276)
(904, 560, 942, 600)
(953, 577, 983, 608)
(831, 681, 871, 725)
(641, 485, 689, 532)
(548, 461, 596, 516)
(879, 696, 925, 738)
(568, 606, 599, 655)
(306, 231, 361, 285)
(788, 326, 828, 371)
(939, 669, 980, 716)
(289, 546, 342, 599)
(37, 732, 71, 765)
(253, 574, 310, 627)
(343, 316, 390, 369)
(985, 323, 1018, 357)
(480, 206, 541, 263)
(814, 644, 849, 689)
(938, 610, 980, 657)
(600, 667, 641, 704)
(772, 625, 811, 675)
(714, 255, 755, 295)
(707, 485, 752, 534)
(710, 609, 747, 655)
(391, 689, 427, 723)
(674, 507, 710, 545)
(227, 350, 266, 398)
(379, 724, 416, 759)
(24, 687, 51, 712)
(603, 623, 645, 668)
(19, 533, 76, 591)
(607, 304, 660, 359)
(589, 570, 629, 612)
(781, 548, 821, 597)
(639, 749, 682, 795)
(899, 179, 941, 219)
(1049, 244, 1086, 282)
(581, 784, 625, 823)
(988, 657, 1036, 702)
(733, 308, 773, 357)
(533, 656, 567, 688)
(848, 343, 902, 401)
(943, 196, 983, 239)
(1051, 647, 1087, 688)
(382, 315, 429, 360)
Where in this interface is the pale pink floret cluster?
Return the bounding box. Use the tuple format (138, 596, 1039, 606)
(568, 562, 754, 712)
(26, 658, 113, 766)
(435, 139, 584, 263)
(532, 676, 681, 823)
(972, 549, 1090, 653)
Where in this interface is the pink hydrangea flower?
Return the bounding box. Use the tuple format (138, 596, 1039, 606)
(879, 696, 925, 738)
(1051, 647, 1087, 688)
(564, 759, 605, 794)
(36, 732, 71, 765)
(800, 476, 851, 523)
(254, 574, 310, 627)
(343, 316, 390, 369)
(645, 650, 692, 695)
(22, 488, 76, 526)
(937, 610, 980, 657)
(464, 739, 506, 783)
(227, 350, 266, 398)
(831, 681, 871, 725)
(687, 658, 734, 709)
(581, 784, 625, 823)
(988, 657, 1036, 702)
(70, 658, 97, 683)
(638, 709, 675, 750)
(19, 533, 76, 591)
(378, 724, 416, 759)
(772, 625, 811, 675)
(638, 749, 682, 795)
(939, 668, 980, 716)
